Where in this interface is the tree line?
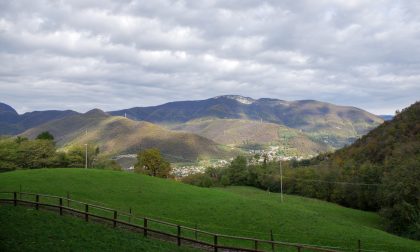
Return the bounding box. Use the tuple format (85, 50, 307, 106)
(0, 132, 120, 171)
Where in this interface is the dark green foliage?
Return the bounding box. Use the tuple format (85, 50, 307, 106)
(380, 157, 420, 239)
(36, 131, 54, 141)
(135, 148, 171, 178)
(227, 156, 248, 185)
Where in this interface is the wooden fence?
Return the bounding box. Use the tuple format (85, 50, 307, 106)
(0, 191, 349, 252)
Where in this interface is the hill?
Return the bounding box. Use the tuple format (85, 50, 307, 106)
(0, 169, 419, 251)
(0, 205, 195, 252)
(168, 118, 330, 156)
(0, 102, 79, 135)
(288, 101, 420, 239)
(110, 95, 383, 148)
(21, 109, 231, 162)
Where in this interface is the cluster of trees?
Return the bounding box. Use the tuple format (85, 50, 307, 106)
(0, 132, 121, 171)
(183, 102, 420, 240)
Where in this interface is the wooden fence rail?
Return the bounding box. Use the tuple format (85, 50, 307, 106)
(0, 191, 347, 252)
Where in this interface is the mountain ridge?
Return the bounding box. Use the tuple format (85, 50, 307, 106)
(109, 95, 384, 148)
(21, 110, 232, 162)
(0, 102, 79, 135)
(168, 118, 330, 156)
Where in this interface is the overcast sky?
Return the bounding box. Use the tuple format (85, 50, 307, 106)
(0, 0, 419, 114)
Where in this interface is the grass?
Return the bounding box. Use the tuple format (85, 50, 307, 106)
(0, 205, 196, 252)
(0, 168, 419, 251)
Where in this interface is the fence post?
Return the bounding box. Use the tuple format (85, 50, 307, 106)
(85, 204, 89, 222)
(270, 230, 275, 252)
(13, 192, 17, 206)
(35, 194, 39, 210)
(214, 235, 218, 252)
(67, 192, 70, 207)
(113, 210, 117, 228)
(129, 207, 132, 223)
(358, 239, 361, 252)
(59, 198, 63, 215)
(297, 246, 301, 252)
(195, 224, 198, 240)
(177, 225, 181, 246)
(254, 240, 258, 251)
(143, 218, 148, 237)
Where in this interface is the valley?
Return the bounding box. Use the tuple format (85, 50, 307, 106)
(1, 96, 384, 172)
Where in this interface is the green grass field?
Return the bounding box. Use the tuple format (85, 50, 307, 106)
(0, 204, 196, 252)
(0, 168, 419, 251)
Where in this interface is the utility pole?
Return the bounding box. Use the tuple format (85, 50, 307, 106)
(280, 160, 283, 203)
(85, 144, 88, 169)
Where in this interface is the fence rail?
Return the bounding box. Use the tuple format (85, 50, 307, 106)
(0, 191, 349, 252)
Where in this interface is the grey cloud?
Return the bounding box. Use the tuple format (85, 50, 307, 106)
(0, 0, 419, 115)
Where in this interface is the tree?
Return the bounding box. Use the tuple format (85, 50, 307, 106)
(0, 138, 19, 171)
(36, 131, 54, 141)
(17, 139, 56, 168)
(134, 148, 171, 178)
(66, 145, 98, 168)
(227, 156, 248, 185)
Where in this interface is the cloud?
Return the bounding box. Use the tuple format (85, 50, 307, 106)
(0, 0, 419, 114)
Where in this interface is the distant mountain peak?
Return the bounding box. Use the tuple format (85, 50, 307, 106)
(214, 95, 255, 104)
(84, 108, 109, 117)
(0, 102, 18, 115)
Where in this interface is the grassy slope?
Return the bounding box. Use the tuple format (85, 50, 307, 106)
(0, 205, 196, 252)
(0, 169, 419, 251)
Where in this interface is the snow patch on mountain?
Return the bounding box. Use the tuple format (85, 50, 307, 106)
(214, 95, 255, 104)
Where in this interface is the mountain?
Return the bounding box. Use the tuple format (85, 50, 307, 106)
(169, 118, 330, 156)
(0, 103, 21, 135)
(110, 95, 384, 148)
(378, 115, 394, 121)
(0, 102, 79, 135)
(21, 109, 231, 162)
(290, 101, 420, 238)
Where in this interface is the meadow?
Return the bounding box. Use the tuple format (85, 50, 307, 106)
(0, 204, 197, 252)
(0, 168, 419, 251)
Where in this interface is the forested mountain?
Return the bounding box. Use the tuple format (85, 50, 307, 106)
(0, 102, 78, 135)
(110, 95, 383, 148)
(21, 109, 231, 161)
(289, 101, 420, 239)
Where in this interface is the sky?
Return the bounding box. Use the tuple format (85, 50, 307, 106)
(0, 0, 419, 115)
